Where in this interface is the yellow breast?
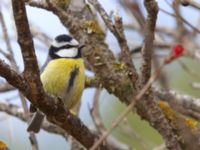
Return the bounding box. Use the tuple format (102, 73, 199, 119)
(40, 58, 85, 109)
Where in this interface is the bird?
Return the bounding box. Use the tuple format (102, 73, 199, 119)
(27, 34, 85, 133)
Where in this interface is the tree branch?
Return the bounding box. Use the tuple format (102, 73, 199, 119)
(0, 102, 68, 136)
(140, 0, 158, 86)
(10, 0, 200, 149)
(0, 60, 27, 92)
(136, 1, 182, 149)
(154, 87, 200, 115)
(88, 0, 139, 86)
(8, 0, 109, 149)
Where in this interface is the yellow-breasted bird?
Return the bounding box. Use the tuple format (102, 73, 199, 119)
(27, 34, 85, 133)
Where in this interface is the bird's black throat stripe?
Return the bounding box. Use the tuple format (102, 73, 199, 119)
(67, 67, 79, 92)
(49, 46, 82, 59)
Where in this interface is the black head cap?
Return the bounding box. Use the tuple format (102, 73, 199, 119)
(55, 34, 73, 43)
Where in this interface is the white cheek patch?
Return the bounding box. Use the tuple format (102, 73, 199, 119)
(70, 39, 79, 46)
(52, 39, 79, 48)
(55, 48, 78, 58)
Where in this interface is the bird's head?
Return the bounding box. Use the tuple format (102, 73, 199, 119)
(49, 34, 84, 59)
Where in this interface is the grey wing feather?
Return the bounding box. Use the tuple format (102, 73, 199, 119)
(62, 67, 79, 108)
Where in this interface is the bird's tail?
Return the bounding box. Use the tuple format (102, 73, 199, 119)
(27, 111, 44, 133)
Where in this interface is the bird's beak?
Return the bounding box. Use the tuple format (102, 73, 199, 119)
(78, 44, 85, 50)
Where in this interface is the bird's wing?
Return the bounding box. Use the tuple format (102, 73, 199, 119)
(61, 66, 79, 109)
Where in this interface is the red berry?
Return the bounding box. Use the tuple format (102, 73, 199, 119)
(164, 44, 184, 64)
(172, 44, 184, 58)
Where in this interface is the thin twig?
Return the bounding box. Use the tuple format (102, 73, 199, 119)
(119, 0, 145, 29)
(172, 0, 188, 41)
(0, 7, 17, 70)
(0, 83, 15, 92)
(181, 0, 200, 10)
(90, 64, 164, 150)
(19, 93, 39, 150)
(90, 89, 132, 150)
(0, 102, 66, 136)
(88, 0, 138, 85)
(178, 61, 200, 78)
(90, 89, 106, 133)
(114, 15, 139, 86)
(140, 0, 158, 86)
(160, 8, 200, 33)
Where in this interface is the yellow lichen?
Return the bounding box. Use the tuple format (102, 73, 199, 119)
(184, 118, 197, 131)
(82, 20, 105, 36)
(112, 62, 130, 78)
(159, 101, 176, 121)
(0, 140, 8, 149)
(53, 0, 70, 9)
(85, 76, 101, 88)
(112, 62, 127, 71)
(86, 77, 96, 84)
(159, 101, 198, 131)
